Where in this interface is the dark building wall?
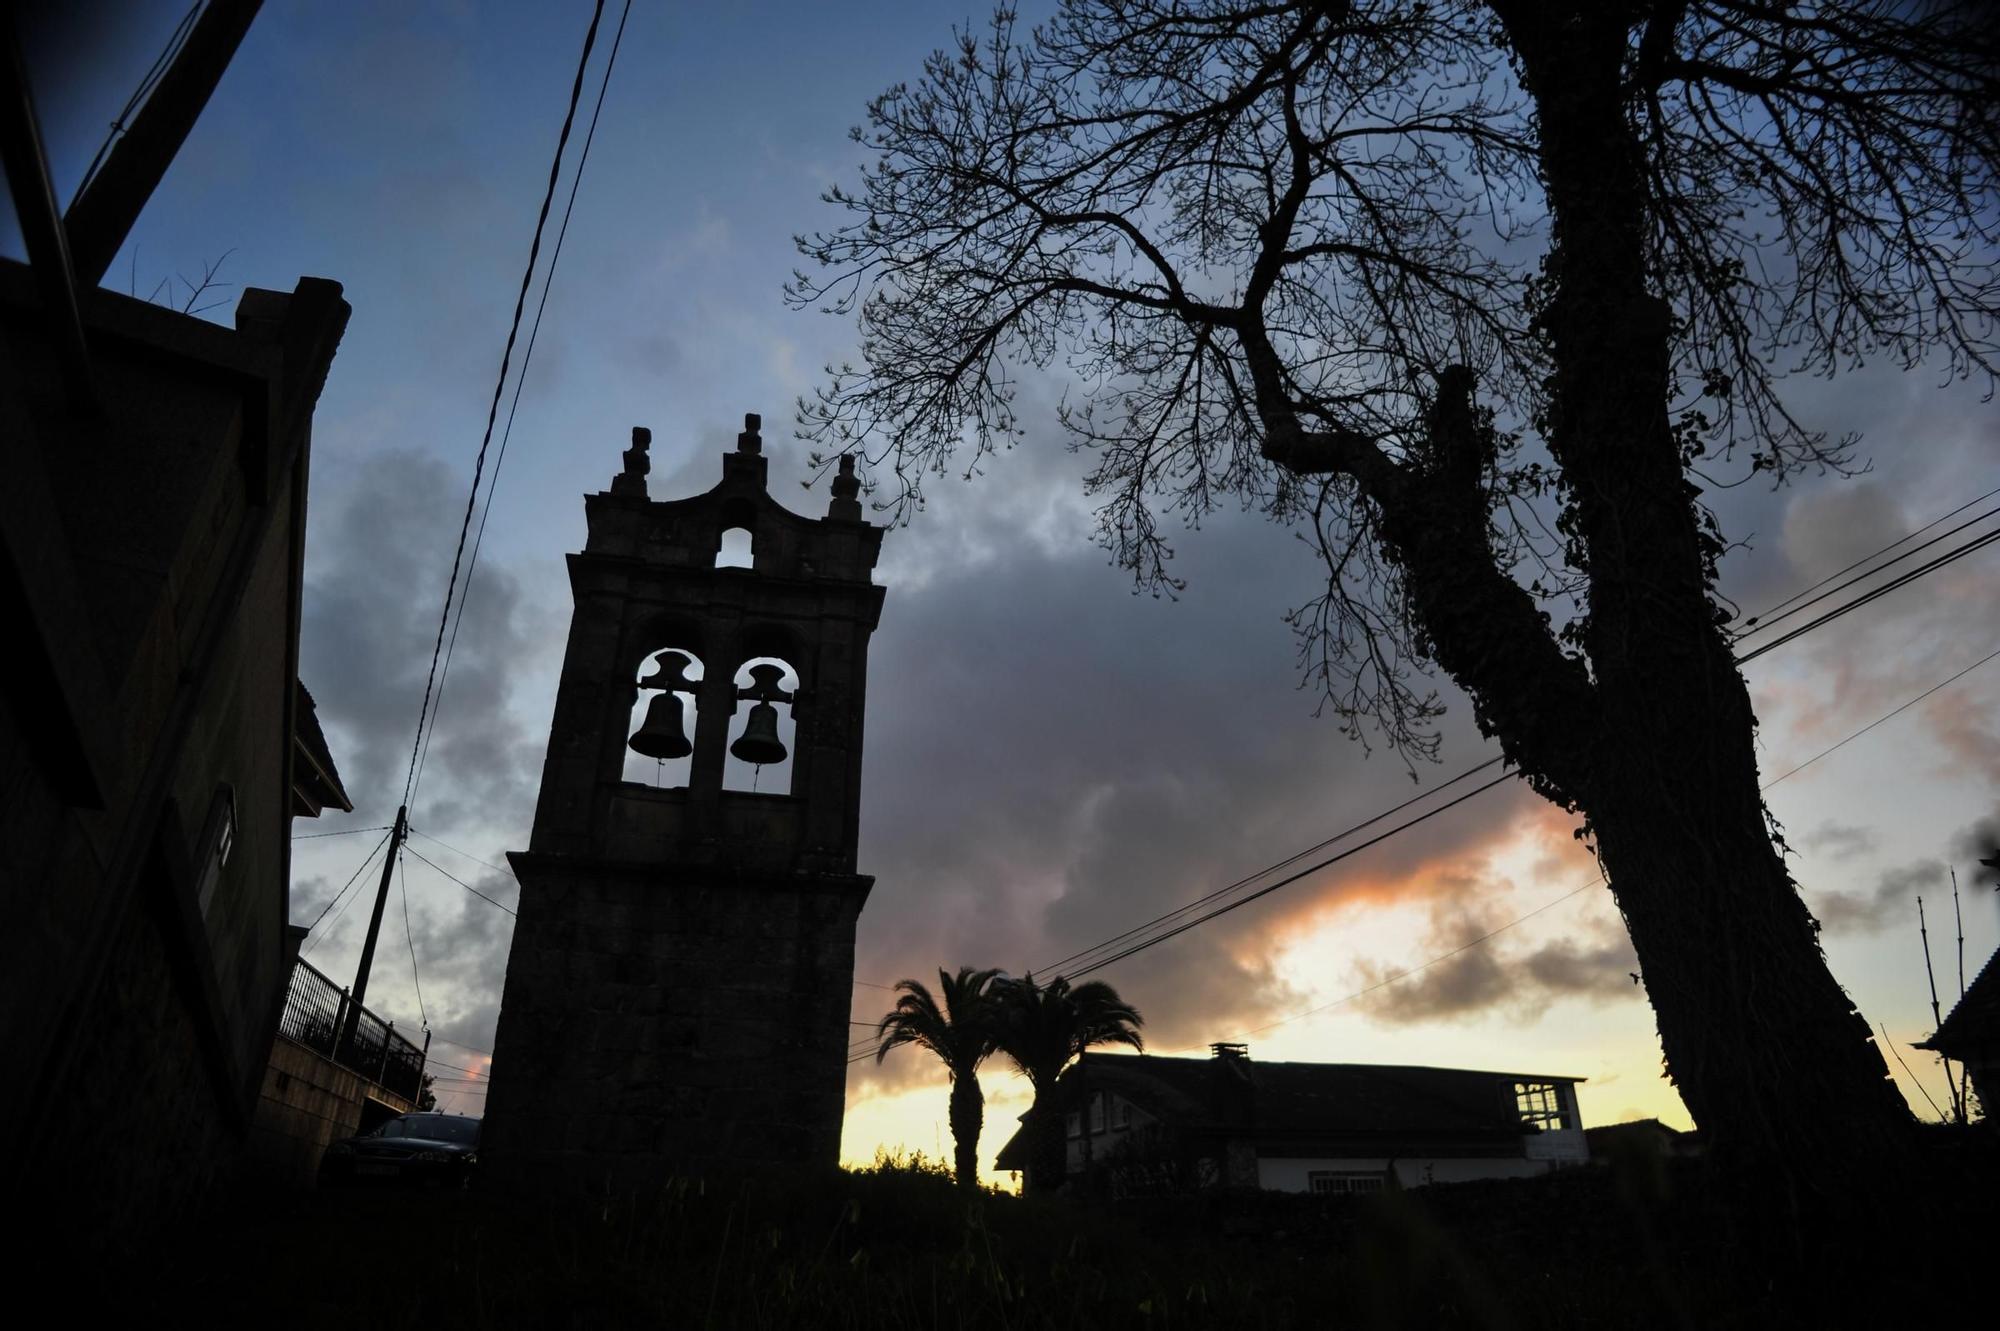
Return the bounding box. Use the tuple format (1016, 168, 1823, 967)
(0, 266, 347, 1241)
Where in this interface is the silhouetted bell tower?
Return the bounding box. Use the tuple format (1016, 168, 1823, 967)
(484, 414, 884, 1191)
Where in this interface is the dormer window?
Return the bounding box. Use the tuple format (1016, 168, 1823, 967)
(1514, 1081, 1571, 1131)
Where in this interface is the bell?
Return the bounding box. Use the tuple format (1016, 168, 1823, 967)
(628, 691, 692, 759)
(729, 701, 787, 766)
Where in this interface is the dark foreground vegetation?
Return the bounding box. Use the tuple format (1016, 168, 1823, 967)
(70, 1132, 1995, 1328)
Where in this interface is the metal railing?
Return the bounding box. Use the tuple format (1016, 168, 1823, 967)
(277, 956, 427, 1102)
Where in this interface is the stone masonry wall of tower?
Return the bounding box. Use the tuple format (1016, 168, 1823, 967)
(482, 415, 885, 1193)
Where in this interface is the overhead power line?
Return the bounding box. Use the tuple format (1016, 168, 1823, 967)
(851, 515, 2000, 1061)
(1067, 773, 1517, 981)
(1735, 483, 2000, 630)
(855, 637, 2000, 1068)
(1735, 525, 2000, 663)
(408, 826, 515, 879)
(400, 0, 611, 810)
(1038, 757, 1507, 979)
(70, 1, 202, 211)
(410, 0, 636, 807)
(1023, 510, 2000, 986)
(399, 850, 427, 1028)
(298, 827, 393, 953)
(292, 824, 391, 840)
(404, 845, 519, 918)
(1758, 643, 2000, 787)
(1730, 503, 1999, 644)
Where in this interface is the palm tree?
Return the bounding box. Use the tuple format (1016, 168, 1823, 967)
(874, 966, 1001, 1192)
(991, 974, 1144, 1194)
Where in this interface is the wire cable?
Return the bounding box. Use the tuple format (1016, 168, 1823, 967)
(1731, 504, 1999, 643)
(410, 0, 635, 807)
(399, 849, 428, 1027)
(298, 827, 393, 952)
(1038, 756, 1507, 978)
(69, 1, 202, 210)
(1026, 514, 2000, 987)
(1067, 773, 1517, 980)
(1224, 639, 2000, 1038)
(431, 1034, 495, 1057)
(404, 845, 519, 917)
(292, 823, 392, 840)
(1735, 483, 2000, 629)
(859, 640, 2000, 1066)
(1736, 526, 2000, 663)
(1758, 643, 2000, 787)
(408, 826, 515, 878)
(400, 0, 608, 809)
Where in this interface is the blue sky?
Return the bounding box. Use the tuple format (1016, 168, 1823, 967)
(18, 1, 1998, 1167)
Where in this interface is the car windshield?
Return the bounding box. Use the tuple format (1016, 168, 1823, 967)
(399, 1115, 479, 1144)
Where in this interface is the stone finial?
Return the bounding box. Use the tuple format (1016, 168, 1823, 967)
(611, 425, 651, 497)
(828, 453, 862, 522)
(736, 413, 763, 454)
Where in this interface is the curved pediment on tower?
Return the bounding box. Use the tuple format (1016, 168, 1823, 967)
(582, 413, 881, 584)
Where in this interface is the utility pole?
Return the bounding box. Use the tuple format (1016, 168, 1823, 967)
(62, 0, 264, 287)
(339, 804, 407, 1058)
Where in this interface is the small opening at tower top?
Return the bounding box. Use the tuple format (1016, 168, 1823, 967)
(717, 526, 753, 568)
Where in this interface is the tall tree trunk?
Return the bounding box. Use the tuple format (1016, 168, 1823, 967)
(1479, 1, 1916, 1208)
(948, 1071, 984, 1194)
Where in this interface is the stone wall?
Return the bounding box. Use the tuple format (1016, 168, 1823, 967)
(483, 857, 869, 1194)
(246, 1037, 413, 1188)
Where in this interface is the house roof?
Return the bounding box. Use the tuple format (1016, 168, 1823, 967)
(993, 1052, 1582, 1169)
(291, 681, 353, 817)
(1917, 943, 2000, 1058)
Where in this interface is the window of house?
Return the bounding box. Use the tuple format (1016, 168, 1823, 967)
(1088, 1093, 1105, 1134)
(1308, 1171, 1386, 1195)
(1113, 1097, 1132, 1129)
(1065, 1110, 1082, 1139)
(1514, 1081, 1570, 1131)
(194, 785, 236, 919)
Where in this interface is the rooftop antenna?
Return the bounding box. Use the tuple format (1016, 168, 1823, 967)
(1951, 867, 1965, 1003)
(1918, 895, 1965, 1125)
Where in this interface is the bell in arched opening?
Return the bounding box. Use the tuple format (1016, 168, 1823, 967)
(729, 661, 794, 767)
(730, 701, 786, 766)
(630, 650, 698, 760)
(629, 692, 692, 760)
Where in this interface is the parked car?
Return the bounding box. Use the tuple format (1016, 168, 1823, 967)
(319, 1112, 481, 1188)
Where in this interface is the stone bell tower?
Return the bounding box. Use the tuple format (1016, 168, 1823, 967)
(483, 414, 884, 1192)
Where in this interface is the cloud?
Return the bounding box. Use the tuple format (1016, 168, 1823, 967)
(1811, 860, 1943, 936)
(1803, 821, 1876, 862)
(1949, 810, 2000, 888)
(840, 432, 1562, 1088)
(1348, 893, 1639, 1025)
(300, 448, 551, 837)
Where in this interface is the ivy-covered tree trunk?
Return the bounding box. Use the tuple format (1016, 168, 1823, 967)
(1475, 2, 1914, 1194)
(948, 1070, 985, 1194)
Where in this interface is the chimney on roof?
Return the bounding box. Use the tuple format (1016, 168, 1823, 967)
(1208, 1042, 1254, 1130)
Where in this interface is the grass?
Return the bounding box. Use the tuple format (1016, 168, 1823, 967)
(67, 1138, 1996, 1328)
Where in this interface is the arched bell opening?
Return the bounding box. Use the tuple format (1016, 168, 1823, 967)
(721, 656, 799, 794)
(623, 647, 704, 788)
(715, 526, 754, 569)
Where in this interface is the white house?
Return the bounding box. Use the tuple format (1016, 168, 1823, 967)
(995, 1043, 1588, 1195)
